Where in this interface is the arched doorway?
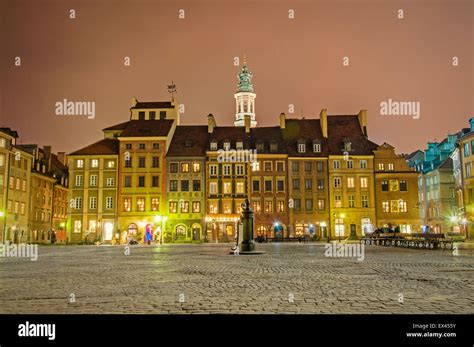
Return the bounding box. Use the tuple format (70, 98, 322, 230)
(175, 224, 187, 241)
(191, 224, 201, 241)
(128, 223, 138, 241)
(273, 224, 284, 239)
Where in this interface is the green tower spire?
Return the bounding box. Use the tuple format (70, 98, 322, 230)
(236, 60, 254, 93)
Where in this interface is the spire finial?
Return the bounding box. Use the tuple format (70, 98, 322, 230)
(243, 53, 247, 65)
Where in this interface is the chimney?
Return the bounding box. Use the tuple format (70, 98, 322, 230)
(207, 114, 216, 134)
(244, 114, 251, 133)
(358, 109, 368, 136)
(43, 145, 52, 169)
(131, 97, 138, 107)
(57, 152, 66, 165)
(469, 117, 474, 132)
(320, 109, 328, 138)
(280, 112, 286, 129)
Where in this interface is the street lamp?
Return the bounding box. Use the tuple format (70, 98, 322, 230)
(154, 215, 168, 245)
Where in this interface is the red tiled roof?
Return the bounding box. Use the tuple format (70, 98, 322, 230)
(282, 119, 329, 156)
(69, 138, 119, 156)
(118, 120, 174, 137)
(327, 115, 379, 155)
(167, 126, 209, 157)
(208, 127, 252, 148)
(103, 121, 129, 131)
(131, 102, 174, 109)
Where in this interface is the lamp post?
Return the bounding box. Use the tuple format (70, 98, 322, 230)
(0, 211, 5, 244)
(154, 215, 168, 245)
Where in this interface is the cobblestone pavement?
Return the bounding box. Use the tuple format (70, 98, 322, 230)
(1, 243, 473, 314)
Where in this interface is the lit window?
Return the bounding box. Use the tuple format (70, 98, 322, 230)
(193, 162, 200, 173)
(334, 195, 342, 208)
(388, 163, 394, 171)
(334, 177, 342, 188)
(313, 143, 321, 153)
(360, 160, 367, 169)
(347, 177, 355, 188)
(181, 201, 189, 213)
(360, 177, 368, 188)
(382, 201, 390, 213)
(236, 182, 245, 194)
(333, 160, 340, 169)
(210, 165, 218, 176)
(136, 198, 145, 212)
(76, 159, 84, 168)
(223, 182, 232, 194)
(181, 162, 189, 173)
(236, 165, 244, 175)
(123, 198, 131, 212)
(265, 201, 273, 213)
(192, 201, 200, 213)
(151, 198, 159, 211)
(91, 159, 99, 168)
(209, 182, 218, 195)
(251, 161, 260, 171)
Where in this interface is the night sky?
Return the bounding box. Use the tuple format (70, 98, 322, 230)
(1, 0, 472, 154)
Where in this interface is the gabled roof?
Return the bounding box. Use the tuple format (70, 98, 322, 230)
(103, 121, 130, 131)
(167, 126, 208, 157)
(327, 115, 379, 155)
(131, 102, 174, 109)
(250, 126, 287, 154)
(69, 138, 119, 156)
(118, 120, 174, 137)
(282, 119, 327, 156)
(0, 127, 18, 138)
(208, 127, 251, 148)
(406, 149, 424, 160)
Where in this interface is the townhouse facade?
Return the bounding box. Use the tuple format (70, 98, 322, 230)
(68, 139, 119, 244)
(374, 143, 420, 233)
(64, 62, 427, 243)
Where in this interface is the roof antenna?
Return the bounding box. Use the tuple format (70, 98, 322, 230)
(167, 81, 177, 101)
(301, 109, 305, 120)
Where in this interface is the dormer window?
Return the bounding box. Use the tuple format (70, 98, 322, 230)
(313, 142, 321, 153)
(236, 141, 243, 150)
(343, 139, 352, 152)
(185, 140, 193, 148)
(223, 142, 231, 151)
(298, 142, 306, 153)
(256, 142, 264, 152)
(210, 142, 217, 151)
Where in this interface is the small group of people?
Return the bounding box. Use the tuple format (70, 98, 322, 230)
(256, 235, 267, 243)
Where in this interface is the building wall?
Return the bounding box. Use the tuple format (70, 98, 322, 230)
(117, 138, 167, 243)
(166, 156, 206, 242)
(68, 155, 118, 243)
(459, 134, 474, 238)
(5, 150, 33, 243)
(288, 158, 329, 239)
(374, 145, 421, 233)
(29, 172, 55, 243)
(328, 155, 376, 239)
(250, 155, 289, 238)
(205, 153, 248, 242)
